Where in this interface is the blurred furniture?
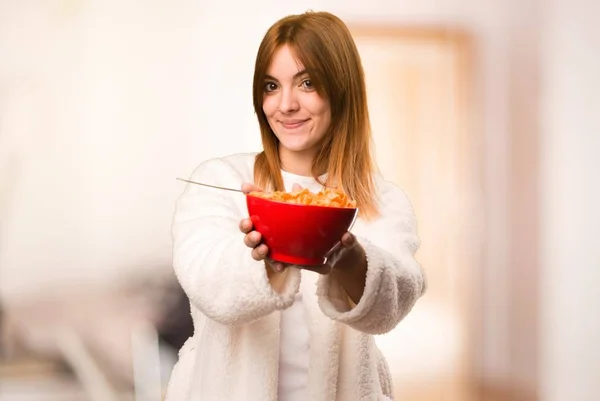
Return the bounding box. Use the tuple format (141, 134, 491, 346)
(0, 269, 185, 401)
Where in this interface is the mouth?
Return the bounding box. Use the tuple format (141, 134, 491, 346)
(280, 119, 309, 130)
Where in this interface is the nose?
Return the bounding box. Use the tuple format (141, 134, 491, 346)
(278, 88, 299, 113)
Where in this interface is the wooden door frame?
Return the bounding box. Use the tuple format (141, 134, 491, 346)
(347, 24, 482, 400)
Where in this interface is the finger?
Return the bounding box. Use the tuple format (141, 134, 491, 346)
(243, 231, 262, 248)
(239, 218, 253, 234)
(242, 182, 263, 194)
(264, 258, 290, 273)
(251, 244, 269, 261)
(291, 183, 303, 192)
(270, 260, 287, 272)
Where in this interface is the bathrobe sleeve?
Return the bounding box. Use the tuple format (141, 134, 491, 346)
(316, 180, 427, 335)
(172, 157, 301, 326)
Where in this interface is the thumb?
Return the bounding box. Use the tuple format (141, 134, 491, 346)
(340, 232, 357, 248)
(326, 232, 356, 265)
(242, 182, 263, 194)
(292, 183, 303, 191)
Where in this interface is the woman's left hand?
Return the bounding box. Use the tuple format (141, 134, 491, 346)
(321, 231, 368, 304)
(299, 231, 365, 275)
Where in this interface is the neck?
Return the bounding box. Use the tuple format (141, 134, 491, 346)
(279, 146, 317, 177)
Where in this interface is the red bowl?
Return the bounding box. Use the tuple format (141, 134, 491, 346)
(246, 194, 358, 266)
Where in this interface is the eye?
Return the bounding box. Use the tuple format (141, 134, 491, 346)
(264, 82, 278, 92)
(301, 79, 314, 90)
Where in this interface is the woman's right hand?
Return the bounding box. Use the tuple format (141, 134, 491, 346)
(240, 183, 285, 273)
(239, 216, 269, 261)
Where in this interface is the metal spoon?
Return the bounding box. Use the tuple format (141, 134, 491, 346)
(176, 177, 244, 193)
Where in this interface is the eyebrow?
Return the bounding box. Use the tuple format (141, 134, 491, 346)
(264, 69, 309, 81)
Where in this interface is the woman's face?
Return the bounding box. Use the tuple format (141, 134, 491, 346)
(262, 45, 331, 166)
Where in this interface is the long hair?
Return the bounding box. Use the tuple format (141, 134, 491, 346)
(252, 11, 379, 219)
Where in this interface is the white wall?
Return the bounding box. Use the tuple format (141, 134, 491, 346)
(538, 0, 600, 399)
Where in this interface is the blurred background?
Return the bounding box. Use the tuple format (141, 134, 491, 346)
(0, 0, 598, 400)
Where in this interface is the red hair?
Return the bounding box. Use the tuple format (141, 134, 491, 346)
(252, 11, 379, 219)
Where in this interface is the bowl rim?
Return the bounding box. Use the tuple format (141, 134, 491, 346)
(246, 193, 358, 211)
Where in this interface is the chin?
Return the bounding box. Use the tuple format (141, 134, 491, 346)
(276, 135, 315, 152)
(279, 140, 318, 153)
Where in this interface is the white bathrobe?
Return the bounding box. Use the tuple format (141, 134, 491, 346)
(165, 153, 427, 401)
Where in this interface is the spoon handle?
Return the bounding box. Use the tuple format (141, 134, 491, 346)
(176, 177, 244, 193)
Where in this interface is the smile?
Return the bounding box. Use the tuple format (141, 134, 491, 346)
(280, 119, 308, 129)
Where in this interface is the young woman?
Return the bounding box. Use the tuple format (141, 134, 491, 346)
(166, 11, 427, 401)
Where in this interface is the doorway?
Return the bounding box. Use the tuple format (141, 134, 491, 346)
(351, 26, 479, 401)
